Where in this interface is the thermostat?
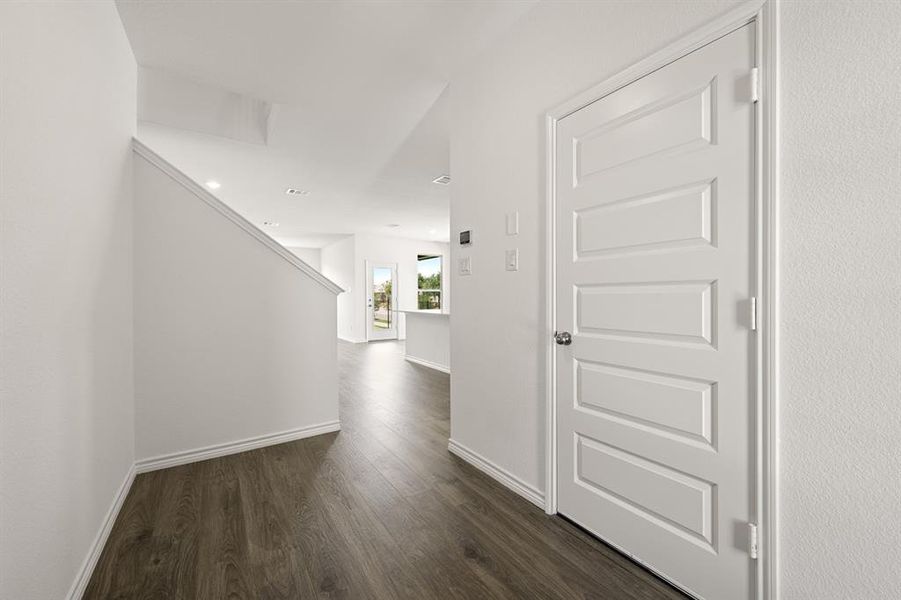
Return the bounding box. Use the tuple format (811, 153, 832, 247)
(459, 230, 472, 245)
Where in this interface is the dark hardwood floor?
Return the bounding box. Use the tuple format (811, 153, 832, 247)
(85, 340, 687, 599)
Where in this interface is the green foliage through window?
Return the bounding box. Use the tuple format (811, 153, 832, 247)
(417, 255, 442, 310)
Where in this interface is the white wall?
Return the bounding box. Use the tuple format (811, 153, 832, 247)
(449, 1, 901, 598)
(138, 66, 271, 144)
(133, 152, 339, 461)
(0, 3, 136, 599)
(778, 2, 901, 598)
(286, 246, 322, 272)
(321, 233, 450, 342)
(404, 313, 451, 372)
(321, 236, 359, 342)
(354, 233, 450, 340)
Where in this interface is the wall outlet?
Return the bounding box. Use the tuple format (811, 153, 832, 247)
(459, 256, 472, 276)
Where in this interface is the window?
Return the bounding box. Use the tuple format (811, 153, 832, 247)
(417, 255, 442, 310)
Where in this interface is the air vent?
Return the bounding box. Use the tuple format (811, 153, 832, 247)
(432, 175, 451, 185)
(285, 188, 309, 196)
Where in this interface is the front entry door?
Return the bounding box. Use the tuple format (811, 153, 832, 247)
(555, 24, 756, 600)
(367, 262, 398, 341)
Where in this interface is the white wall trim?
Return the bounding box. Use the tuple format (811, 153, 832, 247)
(756, 3, 780, 598)
(65, 464, 136, 600)
(135, 420, 341, 473)
(132, 138, 343, 295)
(448, 439, 544, 509)
(546, 0, 767, 121)
(544, 2, 778, 599)
(404, 355, 450, 374)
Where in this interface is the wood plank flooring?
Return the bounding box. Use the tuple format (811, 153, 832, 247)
(85, 340, 688, 599)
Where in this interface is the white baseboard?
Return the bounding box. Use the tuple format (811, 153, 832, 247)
(66, 464, 136, 600)
(447, 439, 544, 509)
(337, 335, 366, 344)
(65, 421, 340, 597)
(135, 420, 341, 473)
(405, 355, 450, 374)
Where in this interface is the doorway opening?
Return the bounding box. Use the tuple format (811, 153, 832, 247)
(366, 261, 398, 341)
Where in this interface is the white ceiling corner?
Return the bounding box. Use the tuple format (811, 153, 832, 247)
(117, 0, 537, 247)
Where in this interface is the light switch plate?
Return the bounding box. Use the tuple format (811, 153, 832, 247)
(506, 212, 519, 236)
(459, 256, 472, 276)
(505, 249, 519, 271)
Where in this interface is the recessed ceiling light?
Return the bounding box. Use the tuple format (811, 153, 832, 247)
(285, 188, 309, 196)
(432, 175, 451, 185)
(262, 221, 280, 227)
(205, 180, 221, 190)
(386, 224, 400, 228)
(429, 229, 437, 234)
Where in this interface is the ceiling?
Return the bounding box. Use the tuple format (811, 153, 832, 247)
(116, 0, 536, 247)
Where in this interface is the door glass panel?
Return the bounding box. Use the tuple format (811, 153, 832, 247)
(371, 267, 392, 330)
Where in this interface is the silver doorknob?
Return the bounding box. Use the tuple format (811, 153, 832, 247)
(554, 331, 572, 345)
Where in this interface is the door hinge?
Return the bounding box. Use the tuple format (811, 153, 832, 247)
(750, 67, 760, 103)
(748, 523, 759, 559)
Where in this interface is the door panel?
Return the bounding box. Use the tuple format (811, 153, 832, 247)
(575, 79, 714, 179)
(575, 360, 714, 447)
(574, 434, 716, 549)
(556, 24, 756, 600)
(574, 180, 715, 258)
(576, 281, 716, 346)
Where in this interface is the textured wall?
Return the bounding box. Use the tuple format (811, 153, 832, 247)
(778, 2, 901, 598)
(0, 2, 136, 598)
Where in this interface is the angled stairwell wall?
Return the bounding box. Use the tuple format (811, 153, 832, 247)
(133, 140, 342, 468)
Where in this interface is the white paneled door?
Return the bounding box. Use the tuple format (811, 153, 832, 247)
(555, 24, 757, 600)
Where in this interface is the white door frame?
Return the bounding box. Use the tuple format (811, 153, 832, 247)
(543, 1, 779, 598)
(365, 260, 399, 341)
